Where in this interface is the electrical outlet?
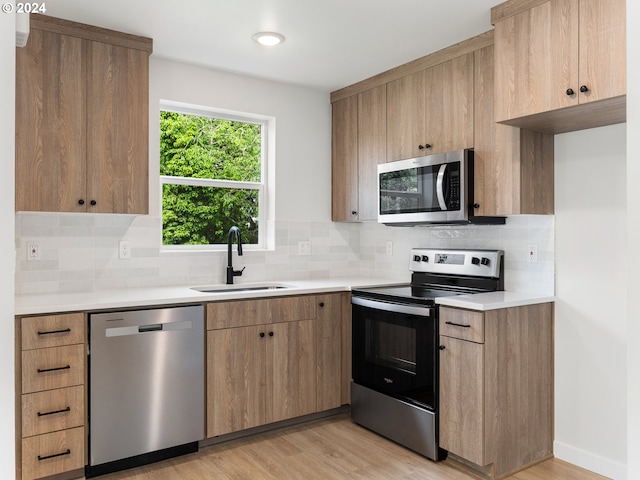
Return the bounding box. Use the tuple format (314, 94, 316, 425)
(527, 244, 538, 263)
(27, 241, 40, 261)
(119, 241, 131, 259)
(298, 241, 311, 256)
(386, 241, 393, 256)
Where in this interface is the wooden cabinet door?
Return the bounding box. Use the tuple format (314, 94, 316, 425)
(578, 0, 626, 104)
(357, 85, 386, 221)
(424, 54, 474, 155)
(316, 294, 344, 411)
(439, 335, 486, 466)
(15, 28, 87, 212)
(87, 41, 149, 214)
(207, 325, 266, 437)
(494, 0, 578, 122)
(331, 95, 359, 221)
(267, 320, 316, 423)
(386, 70, 426, 162)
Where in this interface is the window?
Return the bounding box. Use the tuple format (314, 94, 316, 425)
(160, 104, 270, 249)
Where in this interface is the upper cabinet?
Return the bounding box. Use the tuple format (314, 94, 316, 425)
(15, 15, 152, 214)
(331, 31, 554, 220)
(493, 0, 626, 133)
(387, 54, 473, 162)
(331, 84, 386, 222)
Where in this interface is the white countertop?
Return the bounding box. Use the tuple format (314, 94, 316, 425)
(15, 278, 554, 316)
(436, 291, 555, 311)
(14, 278, 402, 316)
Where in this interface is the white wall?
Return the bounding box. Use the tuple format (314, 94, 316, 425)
(554, 124, 627, 478)
(0, 9, 16, 479)
(148, 57, 332, 222)
(626, 0, 639, 478)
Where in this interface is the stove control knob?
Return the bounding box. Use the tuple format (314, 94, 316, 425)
(481, 257, 490, 266)
(413, 255, 421, 262)
(471, 257, 480, 265)
(421, 255, 429, 263)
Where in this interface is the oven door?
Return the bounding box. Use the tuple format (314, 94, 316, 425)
(351, 296, 438, 411)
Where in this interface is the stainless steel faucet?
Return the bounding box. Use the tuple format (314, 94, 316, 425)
(226, 226, 245, 284)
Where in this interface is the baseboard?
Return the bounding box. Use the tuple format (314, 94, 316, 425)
(554, 441, 627, 480)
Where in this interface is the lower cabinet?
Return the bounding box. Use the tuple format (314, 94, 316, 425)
(17, 313, 87, 480)
(439, 303, 553, 478)
(206, 293, 347, 438)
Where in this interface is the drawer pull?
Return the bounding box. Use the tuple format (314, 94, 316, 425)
(37, 365, 71, 374)
(37, 449, 71, 461)
(445, 321, 471, 328)
(37, 406, 71, 417)
(37, 328, 72, 336)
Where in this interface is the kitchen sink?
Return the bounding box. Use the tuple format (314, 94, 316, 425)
(190, 283, 293, 294)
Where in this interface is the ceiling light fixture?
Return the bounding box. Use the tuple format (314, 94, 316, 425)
(252, 32, 285, 46)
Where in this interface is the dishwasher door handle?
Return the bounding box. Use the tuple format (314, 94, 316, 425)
(105, 320, 193, 338)
(138, 324, 163, 333)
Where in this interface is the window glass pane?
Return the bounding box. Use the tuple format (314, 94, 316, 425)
(160, 111, 261, 182)
(162, 184, 259, 245)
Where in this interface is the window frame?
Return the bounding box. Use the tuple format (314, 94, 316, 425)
(159, 101, 271, 251)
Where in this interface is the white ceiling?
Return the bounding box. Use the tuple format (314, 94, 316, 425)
(44, 0, 499, 93)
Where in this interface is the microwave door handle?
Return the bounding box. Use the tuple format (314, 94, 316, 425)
(436, 164, 447, 210)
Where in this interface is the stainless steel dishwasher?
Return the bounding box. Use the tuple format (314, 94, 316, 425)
(86, 305, 204, 477)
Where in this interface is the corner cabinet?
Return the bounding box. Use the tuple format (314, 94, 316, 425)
(492, 0, 626, 133)
(439, 304, 554, 479)
(206, 293, 348, 438)
(331, 85, 386, 221)
(15, 15, 152, 214)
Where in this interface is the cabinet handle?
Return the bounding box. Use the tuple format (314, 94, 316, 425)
(566, 88, 575, 96)
(78, 199, 85, 205)
(37, 365, 71, 374)
(38, 449, 71, 461)
(425, 144, 432, 149)
(473, 203, 480, 209)
(580, 85, 589, 93)
(444, 321, 471, 328)
(319, 302, 325, 308)
(37, 406, 71, 417)
(351, 210, 357, 215)
(269, 331, 274, 337)
(418, 144, 424, 150)
(37, 328, 71, 336)
(90, 200, 97, 206)
(260, 332, 265, 338)
(439, 345, 446, 350)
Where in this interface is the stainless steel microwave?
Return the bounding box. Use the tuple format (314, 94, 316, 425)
(378, 149, 473, 225)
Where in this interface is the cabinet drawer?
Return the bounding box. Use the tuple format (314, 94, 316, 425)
(207, 296, 318, 330)
(21, 313, 85, 350)
(22, 386, 85, 438)
(439, 307, 484, 343)
(22, 427, 85, 480)
(22, 344, 85, 394)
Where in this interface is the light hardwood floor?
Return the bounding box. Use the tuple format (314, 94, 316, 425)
(102, 415, 609, 480)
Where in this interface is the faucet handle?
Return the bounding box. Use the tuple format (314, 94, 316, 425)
(233, 266, 246, 277)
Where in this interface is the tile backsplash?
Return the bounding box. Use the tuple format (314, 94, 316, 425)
(15, 213, 554, 295)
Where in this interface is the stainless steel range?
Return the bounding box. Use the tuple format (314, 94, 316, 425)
(350, 248, 504, 461)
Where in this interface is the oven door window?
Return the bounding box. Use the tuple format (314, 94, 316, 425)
(352, 303, 437, 410)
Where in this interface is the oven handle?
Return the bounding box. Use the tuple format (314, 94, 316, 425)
(352, 296, 433, 317)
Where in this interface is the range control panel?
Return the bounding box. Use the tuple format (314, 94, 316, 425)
(409, 248, 503, 278)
